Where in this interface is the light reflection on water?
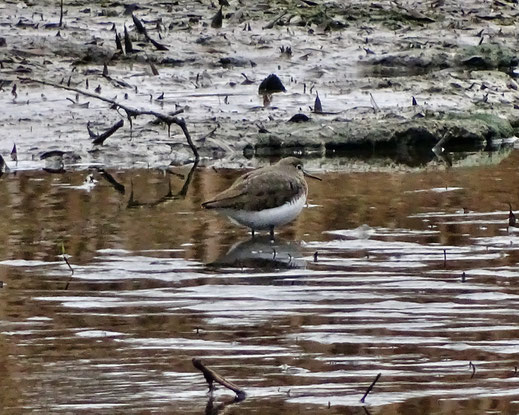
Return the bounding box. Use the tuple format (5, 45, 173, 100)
(1, 153, 519, 414)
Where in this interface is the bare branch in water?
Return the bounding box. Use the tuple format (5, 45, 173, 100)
(192, 358, 246, 400)
(360, 372, 381, 403)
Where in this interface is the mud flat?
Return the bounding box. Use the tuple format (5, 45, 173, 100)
(1, 0, 519, 170)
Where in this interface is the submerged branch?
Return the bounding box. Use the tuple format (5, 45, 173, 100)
(192, 358, 246, 400)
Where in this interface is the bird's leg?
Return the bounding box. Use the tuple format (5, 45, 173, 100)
(251, 228, 255, 238)
(269, 226, 275, 240)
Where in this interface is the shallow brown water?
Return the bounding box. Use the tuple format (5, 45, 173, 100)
(2, 152, 519, 414)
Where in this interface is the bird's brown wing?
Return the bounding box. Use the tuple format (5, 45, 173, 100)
(201, 180, 248, 209)
(201, 169, 303, 211)
(201, 166, 262, 209)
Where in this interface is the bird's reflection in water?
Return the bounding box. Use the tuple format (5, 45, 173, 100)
(210, 235, 306, 269)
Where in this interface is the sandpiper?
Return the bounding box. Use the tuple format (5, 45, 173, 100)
(202, 157, 321, 238)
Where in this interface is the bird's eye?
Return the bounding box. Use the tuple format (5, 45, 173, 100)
(297, 164, 302, 170)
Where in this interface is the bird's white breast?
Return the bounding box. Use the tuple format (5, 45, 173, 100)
(221, 193, 307, 230)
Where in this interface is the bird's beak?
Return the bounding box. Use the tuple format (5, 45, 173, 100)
(303, 170, 322, 181)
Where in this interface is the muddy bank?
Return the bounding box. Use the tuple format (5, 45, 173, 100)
(0, 0, 519, 170)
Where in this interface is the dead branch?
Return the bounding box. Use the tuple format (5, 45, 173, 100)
(147, 36, 169, 51)
(132, 14, 169, 50)
(132, 13, 147, 35)
(263, 11, 287, 29)
(115, 31, 123, 52)
(192, 358, 246, 400)
(88, 119, 124, 145)
(124, 25, 134, 53)
(18, 77, 199, 161)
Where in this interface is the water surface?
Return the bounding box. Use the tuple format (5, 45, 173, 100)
(1, 152, 519, 414)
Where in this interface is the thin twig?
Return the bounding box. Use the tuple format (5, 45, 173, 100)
(369, 92, 380, 113)
(360, 373, 381, 403)
(62, 242, 74, 290)
(59, 0, 64, 27)
(63, 254, 74, 274)
(469, 361, 476, 378)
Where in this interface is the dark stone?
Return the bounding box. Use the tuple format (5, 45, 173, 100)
(40, 150, 65, 160)
(219, 57, 250, 67)
(459, 44, 519, 69)
(288, 114, 310, 123)
(161, 57, 186, 66)
(462, 56, 491, 69)
(258, 74, 286, 94)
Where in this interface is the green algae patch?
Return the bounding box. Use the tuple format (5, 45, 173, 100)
(247, 112, 515, 157)
(447, 113, 515, 139)
(459, 44, 519, 70)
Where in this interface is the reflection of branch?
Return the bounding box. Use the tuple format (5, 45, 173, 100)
(432, 131, 453, 167)
(432, 131, 451, 155)
(127, 161, 198, 208)
(176, 160, 198, 198)
(193, 358, 246, 400)
(19, 77, 199, 161)
(97, 168, 125, 194)
(205, 394, 243, 415)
